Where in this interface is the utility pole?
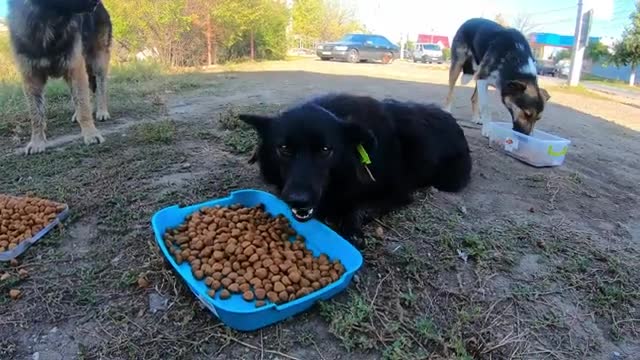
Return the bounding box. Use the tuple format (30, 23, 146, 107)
(400, 33, 405, 60)
(568, 0, 584, 86)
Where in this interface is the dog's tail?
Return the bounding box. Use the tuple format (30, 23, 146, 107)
(460, 58, 474, 85)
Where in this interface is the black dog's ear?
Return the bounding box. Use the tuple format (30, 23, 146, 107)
(344, 122, 377, 150)
(505, 80, 527, 94)
(238, 114, 272, 133)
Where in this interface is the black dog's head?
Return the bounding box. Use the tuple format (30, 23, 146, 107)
(31, 0, 101, 14)
(501, 79, 551, 135)
(239, 104, 376, 222)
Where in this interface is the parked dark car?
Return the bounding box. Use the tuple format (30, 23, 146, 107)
(316, 34, 400, 64)
(536, 59, 558, 77)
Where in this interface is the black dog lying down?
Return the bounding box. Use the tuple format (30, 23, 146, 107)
(240, 94, 472, 242)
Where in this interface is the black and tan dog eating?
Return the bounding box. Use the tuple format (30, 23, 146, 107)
(240, 94, 472, 244)
(444, 18, 551, 135)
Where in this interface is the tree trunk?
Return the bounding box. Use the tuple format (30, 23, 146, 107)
(213, 43, 218, 65)
(206, 13, 212, 66)
(250, 29, 255, 61)
(630, 64, 637, 86)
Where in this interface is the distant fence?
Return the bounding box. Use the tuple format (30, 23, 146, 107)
(589, 62, 640, 85)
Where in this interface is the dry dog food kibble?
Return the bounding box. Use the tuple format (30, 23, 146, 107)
(0, 195, 66, 253)
(163, 204, 346, 306)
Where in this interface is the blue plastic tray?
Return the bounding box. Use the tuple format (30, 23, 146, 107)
(150, 189, 364, 331)
(0, 204, 69, 262)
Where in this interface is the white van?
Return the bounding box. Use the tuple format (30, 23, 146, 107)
(412, 43, 444, 63)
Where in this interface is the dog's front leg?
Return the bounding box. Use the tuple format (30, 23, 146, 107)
(68, 53, 104, 146)
(333, 210, 366, 248)
(22, 73, 48, 155)
(474, 79, 490, 124)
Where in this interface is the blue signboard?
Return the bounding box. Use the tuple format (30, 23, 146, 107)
(530, 32, 600, 48)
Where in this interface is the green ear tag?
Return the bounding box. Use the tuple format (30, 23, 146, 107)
(357, 144, 372, 165)
(356, 144, 375, 182)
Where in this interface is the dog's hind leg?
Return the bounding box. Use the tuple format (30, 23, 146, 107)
(471, 84, 481, 123)
(68, 52, 104, 146)
(22, 72, 48, 155)
(443, 45, 468, 113)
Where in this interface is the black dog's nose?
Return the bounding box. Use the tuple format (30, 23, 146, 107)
(283, 192, 312, 209)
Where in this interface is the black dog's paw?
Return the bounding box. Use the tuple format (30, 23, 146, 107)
(337, 224, 366, 249)
(349, 234, 367, 250)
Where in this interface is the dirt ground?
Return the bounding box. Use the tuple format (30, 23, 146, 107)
(1, 58, 640, 360)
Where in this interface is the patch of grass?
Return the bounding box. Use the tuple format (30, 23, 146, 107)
(0, 60, 209, 141)
(399, 286, 418, 307)
(394, 243, 431, 275)
(547, 84, 611, 101)
(461, 233, 489, 260)
(382, 336, 412, 360)
(216, 104, 282, 155)
(582, 73, 640, 91)
(132, 120, 176, 144)
(319, 291, 376, 351)
(222, 128, 257, 154)
(415, 316, 441, 342)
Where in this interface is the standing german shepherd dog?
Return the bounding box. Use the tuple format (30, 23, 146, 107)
(8, 0, 112, 155)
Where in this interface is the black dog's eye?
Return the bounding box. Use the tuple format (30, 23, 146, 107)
(320, 146, 333, 157)
(278, 144, 292, 157)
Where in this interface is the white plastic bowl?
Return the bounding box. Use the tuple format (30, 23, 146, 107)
(482, 122, 570, 167)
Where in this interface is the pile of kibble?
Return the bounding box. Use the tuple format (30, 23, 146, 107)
(0, 195, 66, 253)
(163, 204, 346, 307)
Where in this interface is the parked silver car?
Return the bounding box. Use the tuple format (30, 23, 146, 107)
(412, 43, 443, 63)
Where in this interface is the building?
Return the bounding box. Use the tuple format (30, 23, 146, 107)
(416, 34, 450, 48)
(529, 32, 600, 60)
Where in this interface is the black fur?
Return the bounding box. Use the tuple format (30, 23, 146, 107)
(240, 94, 472, 242)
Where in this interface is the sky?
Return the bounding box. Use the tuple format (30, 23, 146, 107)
(353, 0, 636, 43)
(0, 0, 636, 42)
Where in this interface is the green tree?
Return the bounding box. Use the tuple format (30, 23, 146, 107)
(291, 0, 364, 43)
(610, 3, 640, 86)
(104, 0, 289, 65)
(106, 0, 193, 65)
(555, 49, 571, 62)
(291, 0, 324, 40)
(585, 40, 610, 63)
(215, 0, 288, 61)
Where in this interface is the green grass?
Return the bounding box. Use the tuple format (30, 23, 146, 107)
(547, 84, 611, 101)
(582, 73, 640, 91)
(216, 104, 283, 155)
(0, 54, 208, 140)
(319, 291, 377, 351)
(132, 120, 176, 144)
